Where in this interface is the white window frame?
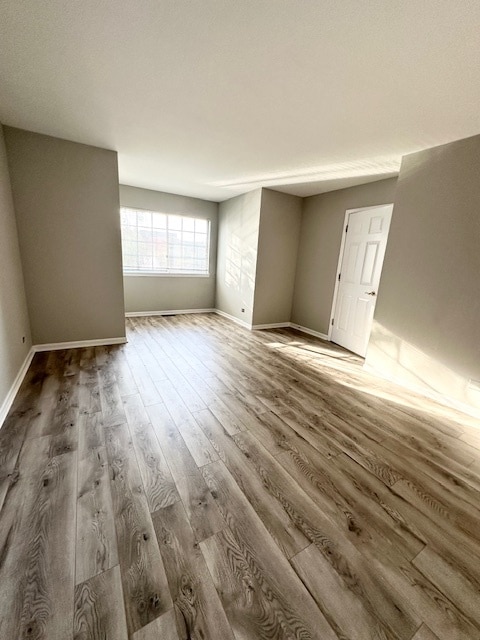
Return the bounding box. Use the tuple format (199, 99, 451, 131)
(120, 206, 211, 277)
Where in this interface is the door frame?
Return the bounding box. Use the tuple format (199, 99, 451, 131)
(327, 203, 393, 341)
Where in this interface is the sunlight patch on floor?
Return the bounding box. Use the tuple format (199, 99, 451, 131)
(264, 336, 479, 432)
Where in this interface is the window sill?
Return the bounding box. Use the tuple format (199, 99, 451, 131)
(123, 272, 211, 278)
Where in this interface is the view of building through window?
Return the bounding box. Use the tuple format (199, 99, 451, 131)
(120, 207, 210, 275)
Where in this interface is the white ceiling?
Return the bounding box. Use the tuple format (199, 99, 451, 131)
(1, 1, 480, 201)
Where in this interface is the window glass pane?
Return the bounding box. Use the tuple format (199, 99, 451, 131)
(194, 259, 206, 271)
(185, 259, 195, 269)
(137, 210, 151, 227)
(123, 255, 138, 269)
(122, 227, 137, 242)
(120, 207, 209, 275)
(122, 209, 137, 226)
(122, 238, 134, 252)
(152, 229, 166, 245)
(168, 215, 182, 230)
(153, 255, 167, 270)
(183, 217, 195, 232)
(168, 231, 180, 245)
(138, 254, 153, 270)
(138, 227, 152, 242)
(195, 219, 208, 233)
(154, 244, 167, 257)
(138, 242, 152, 258)
(183, 231, 194, 245)
(152, 212, 167, 229)
(195, 232, 207, 247)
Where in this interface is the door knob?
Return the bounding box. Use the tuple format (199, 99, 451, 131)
(364, 291, 376, 296)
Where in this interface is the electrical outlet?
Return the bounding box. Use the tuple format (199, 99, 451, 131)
(241, 308, 245, 313)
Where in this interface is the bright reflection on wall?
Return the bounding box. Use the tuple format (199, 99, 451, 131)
(365, 321, 480, 418)
(225, 233, 241, 291)
(225, 236, 256, 295)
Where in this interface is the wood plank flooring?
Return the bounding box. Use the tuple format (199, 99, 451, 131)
(1, 313, 480, 639)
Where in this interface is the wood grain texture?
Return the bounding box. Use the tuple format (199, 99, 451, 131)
(412, 546, 480, 626)
(76, 446, 118, 584)
(292, 543, 402, 640)
(334, 455, 480, 640)
(412, 625, 441, 640)
(22, 352, 62, 440)
(131, 609, 179, 640)
(78, 347, 101, 415)
(77, 412, 105, 458)
(207, 396, 248, 435)
(104, 422, 172, 634)
(74, 565, 128, 640)
(153, 500, 234, 640)
(122, 344, 162, 406)
(123, 394, 179, 511)
(195, 407, 309, 558)
(113, 347, 139, 397)
(154, 379, 218, 467)
(274, 440, 425, 560)
(96, 347, 126, 427)
(0, 353, 51, 512)
(98, 371, 126, 427)
(231, 431, 420, 639)
(200, 460, 338, 640)
(174, 471, 225, 542)
(146, 402, 201, 481)
(1, 315, 480, 639)
(0, 443, 77, 639)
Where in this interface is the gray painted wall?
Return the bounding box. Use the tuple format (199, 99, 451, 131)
(5, 127, 125, 345)
(120, 185, 218, 313)
(216, 190, 262, 325)
(0, 124, 32, 415)
(252, 189, 302, 326)
(366, 135, 480, 409)
(291, 178, 398, 335)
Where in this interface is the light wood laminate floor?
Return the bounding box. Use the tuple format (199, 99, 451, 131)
(1, 313, 480, 640)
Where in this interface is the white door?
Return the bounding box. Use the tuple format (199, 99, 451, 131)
(330, 204, 393, 357)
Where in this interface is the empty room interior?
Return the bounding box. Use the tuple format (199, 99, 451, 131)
(1, 2, 480, 639)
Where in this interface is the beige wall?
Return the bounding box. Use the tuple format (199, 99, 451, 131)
(291, 178, 398, 335)
(252, 189, 302, 326)
(215, 190, 262, 325)
(366, 135, 480, 410)
(0, 125, 32, 417)
(120, 185, 218, 313)
(5, 127, 125, 345)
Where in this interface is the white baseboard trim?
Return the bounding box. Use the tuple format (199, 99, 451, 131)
(251, 322, 291, 330)
(214, 309, 252, 330)
(125, 308, 215, 318)
(0, 317, 327, 429)
(1, 336, 129, 428)
(0, 347, 35, 428)
(213, 311, 330, 339)
(34, 337, 127, 352)
(289, 323, 329, 341)
(1, 336, 128, 428)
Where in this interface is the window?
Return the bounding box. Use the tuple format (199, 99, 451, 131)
(120, 207, 210, 276)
